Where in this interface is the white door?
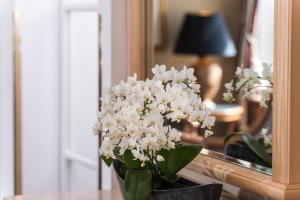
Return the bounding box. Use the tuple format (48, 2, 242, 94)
(60, 0, 100, 192)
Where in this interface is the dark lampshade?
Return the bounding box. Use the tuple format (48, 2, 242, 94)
(175, 13, 237, 57)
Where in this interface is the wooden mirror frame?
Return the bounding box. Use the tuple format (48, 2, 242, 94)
(124, 0, 300, 199)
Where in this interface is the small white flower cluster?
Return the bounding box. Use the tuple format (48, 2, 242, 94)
(94, 65, 215, 166)
(260, 128, 272, 146)
(223, 63, 273, 108)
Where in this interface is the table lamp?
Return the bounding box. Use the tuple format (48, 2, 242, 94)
(175, 13, 236, 109)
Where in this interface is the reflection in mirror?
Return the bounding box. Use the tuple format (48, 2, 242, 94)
(150, 0, 274, 171)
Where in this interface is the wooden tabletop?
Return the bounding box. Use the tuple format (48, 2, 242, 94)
(4, 190, 237, 200)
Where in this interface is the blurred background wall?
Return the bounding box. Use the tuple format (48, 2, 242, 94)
(0, 0, 126, 196)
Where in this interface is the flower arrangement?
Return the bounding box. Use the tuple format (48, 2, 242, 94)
(94, 65, 216, 200)
(223, 64, 273, 167)
(223, 63, 273, 108)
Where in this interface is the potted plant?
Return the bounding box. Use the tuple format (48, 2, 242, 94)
(224, 130, 272, 168)
(94, 65, 223, 200)
(223, 64, 273, 168)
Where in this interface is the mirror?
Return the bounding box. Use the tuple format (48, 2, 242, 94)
(148, 0, 274, 172)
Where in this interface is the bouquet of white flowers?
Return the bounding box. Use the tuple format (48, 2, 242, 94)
(94, 65, 216, 200)
(223, 64, 273, 168)
(223, 63, 273, 108)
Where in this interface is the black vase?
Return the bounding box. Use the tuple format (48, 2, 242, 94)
(113, 161, 223, 200)
(225, 142, 272, 168)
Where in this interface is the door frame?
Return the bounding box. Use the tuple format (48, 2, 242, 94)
(0, 0, 15, 198)
(59, 0, 99, 192)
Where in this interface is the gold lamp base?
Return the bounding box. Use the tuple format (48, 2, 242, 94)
(193, 57, 223, 109)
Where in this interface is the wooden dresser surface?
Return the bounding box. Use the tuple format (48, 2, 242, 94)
(4, 190, 236, 200)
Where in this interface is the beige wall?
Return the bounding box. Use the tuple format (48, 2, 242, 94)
(153, 0, 243, 102)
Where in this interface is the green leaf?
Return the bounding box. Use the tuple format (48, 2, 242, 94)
(257, 138, 272, 151)
(113, 148, 125, 163)
(224, 132, 245, 145)
(114, 160, 128, 179)
(158, 143, 202, 175)
(123, 150, 142, 169)
(160, 174, 179, 183)
(124, 169, 152, 200)
(240, 134, 272, 166)
(225, 132, 272, 166)
(102, 156, 113, 167)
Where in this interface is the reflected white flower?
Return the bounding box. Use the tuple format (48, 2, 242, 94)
(223, 64, 273, 108)
(204, 130, 214, 138)
(261, 128, 272, 146)
(243, 68, 258, 80)
(262, 63, 273, 81)
(223, 91, 235, 102)
(235, 66, 243, 76)
(261, 128, 268, 136)
(225, 80, 234, 91)
(259, 88, 272, 108)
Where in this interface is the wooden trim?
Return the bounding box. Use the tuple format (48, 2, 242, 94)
(125, 0, 146, 79)
(13, 10, 22, 195)
(126, 0, 300, 199)
(178, 154, 300, 200)
(273, 0, 300, 185)
(145, 0, 154, 77)
(272, 0, 292, 183)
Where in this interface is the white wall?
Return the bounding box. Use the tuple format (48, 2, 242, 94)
(15, 0, 105, 194)
(9, 0, 127, 194)
(251, 0, 274, 73)
(14, 0, 60, 194)
(0, 0, 15, 198)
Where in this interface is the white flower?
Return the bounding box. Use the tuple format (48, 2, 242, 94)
(261, 128, 268, 136)
(259, 88, 272, 108)
(131, 149, 148, 162)
(99, 137, 116, 159)
(225, 80, 234, 91)
(235, 66, 243, 76)
(93, 122, 102, 135)
(188, 110, 206, 122)
(156, 155, 165, 162)
(223, 91, 235, 102)
(235, 79, 246, 89)
(152, 64, 166, 76)
(243, 68, 258, 80)
(261, 128, 272, 146)
(95, 65, 215, 165)
(223, 64, 273, 108)
(168, 128, 182, 142)
(204, 130, 214, 138)
(201, 116, 216, 129)
(262, 63, 273, 81)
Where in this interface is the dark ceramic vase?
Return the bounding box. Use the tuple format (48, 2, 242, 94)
(113, 161, 223, 200)
(226, 142, 272, 168)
